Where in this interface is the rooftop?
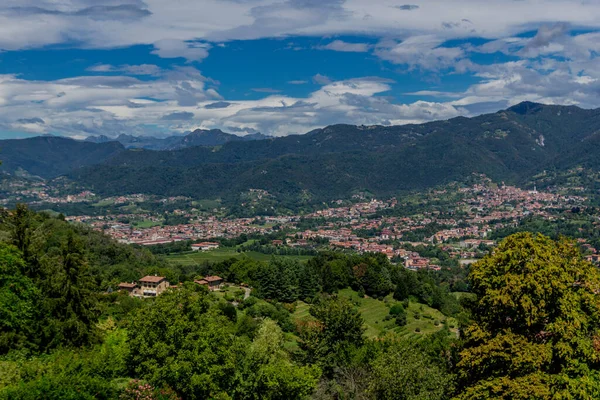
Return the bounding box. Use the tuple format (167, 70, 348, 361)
(139, 275, 166, 283)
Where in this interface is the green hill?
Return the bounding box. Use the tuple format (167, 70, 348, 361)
(5, 102, 600, 201)
(70, 102, 600, 201)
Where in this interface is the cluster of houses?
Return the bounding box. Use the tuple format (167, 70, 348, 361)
(118, 275, 224, 298)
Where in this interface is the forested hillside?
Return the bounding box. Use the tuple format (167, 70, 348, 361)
(3, 102, 600, 200)
(71, 102, 600, 201)
(0, 136, 124, 179)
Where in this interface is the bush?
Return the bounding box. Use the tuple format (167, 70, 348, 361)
(223, 293, 234, 302)
(395, 314, 407, 327)
(434, 320, 440, 326)
(415, 327, 421, 333)
(218, 302, 237, 323)
(389, 304, 405, 316)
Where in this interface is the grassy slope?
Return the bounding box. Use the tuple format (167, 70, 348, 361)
(293, 288, 458, 339)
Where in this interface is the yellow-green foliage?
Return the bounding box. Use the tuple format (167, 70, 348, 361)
(456, 232, 600, 399)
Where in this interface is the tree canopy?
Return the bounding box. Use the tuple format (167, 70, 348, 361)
(456, 232, 600, 399)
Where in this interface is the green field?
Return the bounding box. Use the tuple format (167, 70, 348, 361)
(166, 248, 313, 265)
(132, 219, 162, 228)
(293, 288, 457, 338)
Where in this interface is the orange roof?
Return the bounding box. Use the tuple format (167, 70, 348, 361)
(139, 275, 166, 283)
(118, 282, 137, 288)
(203, 276, 223, 282)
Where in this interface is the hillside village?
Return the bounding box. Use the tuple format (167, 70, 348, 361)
(3, 177, 581, 271)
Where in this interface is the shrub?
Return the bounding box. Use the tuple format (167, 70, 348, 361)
(389, 304, 405, 316)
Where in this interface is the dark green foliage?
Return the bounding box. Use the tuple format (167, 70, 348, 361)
(0, 206, 101, 353)
(0, 243, 40, 353)
(0, 330, 129, 400)
(0, 136, 124, 179)
(245, 300, 295, 332)
(298, 263, 321, 301)
(127, 284, 242, 399)
(62, 102, 600, 203)
(298, 296, 366, 373)
(218, 301, 238, 323)
(255, 259, 299, 303)
(369, 341, 453, 399)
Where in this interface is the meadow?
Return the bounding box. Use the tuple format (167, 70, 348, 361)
(293, 288, 458, 339)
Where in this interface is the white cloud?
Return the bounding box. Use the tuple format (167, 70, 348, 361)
(0, 71, 464, 138)
(312, 74, 332, 85)
(151, 39, 210, 62)
(318, 40, 370, 52)
(374, 35, 465, 70)
(87, 63, 162, 75)
(1, 1, 600, 52)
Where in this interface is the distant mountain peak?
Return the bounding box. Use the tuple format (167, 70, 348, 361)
(506, 101, 545, 115)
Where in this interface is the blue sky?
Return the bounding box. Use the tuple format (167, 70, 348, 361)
(0, 1, 599, 138)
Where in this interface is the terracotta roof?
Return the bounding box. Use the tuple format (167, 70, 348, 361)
(139, 275, 166, 283)
(194, 279, 209, 285)
(203, 275, 223, 283)
(118, 282, 137, 288)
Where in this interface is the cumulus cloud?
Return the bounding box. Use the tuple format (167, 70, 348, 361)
(1, 0, 600, 139)
(0, 72, 465, 138)
(0, 0, 600, 53)
(374, 36, 465, 71)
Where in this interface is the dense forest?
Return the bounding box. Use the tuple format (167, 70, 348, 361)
(5, 102, 600, 206)
(1, 207, 600, 399)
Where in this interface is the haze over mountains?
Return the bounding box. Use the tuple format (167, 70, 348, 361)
(2, 102, 600, 202)
(85, 129, 271, 150)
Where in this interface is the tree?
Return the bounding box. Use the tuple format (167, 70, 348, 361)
(370, 341, 453, 400)
(299, 296, 365, 372)
(6, 204, 35, 265)
(35, 228, 100, 349)
(298, 263, 320, 301)
(237, 319, 321, 399)
(127, 284, 241, 399)
(455, 233, 600, 399)
(0, 243, 40, 354)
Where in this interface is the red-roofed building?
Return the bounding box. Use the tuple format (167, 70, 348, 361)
(194, 275, 224, 290)
(191, 242, 220, 251)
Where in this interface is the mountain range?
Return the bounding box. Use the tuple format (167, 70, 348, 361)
(85, 129, 270, 150)
(2, 102, 600, 203)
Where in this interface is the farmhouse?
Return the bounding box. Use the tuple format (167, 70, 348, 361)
(194, 275, 224, 290)
(118, 275, 171, 297)
(139, 275, 170, 297)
